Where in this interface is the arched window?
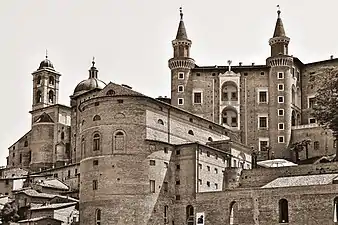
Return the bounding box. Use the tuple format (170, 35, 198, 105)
(114, 131, 125, 152)
(164, 205, 169, 223)
(157, 119, 164, 125)
(49, 76, 54, 85)
(291, 110, 296, 126)
(61, 132, 65, 140)
(222, 107, 238, 127)
(208, 137, 213, 142)
(186, 205, 194, 225)
(221, 81, 238, 101)
(37, 76, 41, 85)
(229, 201, 236, 225)
(24, 141, 28, 147)
(93, 115, 101, 121)
(334, 197, 338, 222)
(188, 130, 194, 135)
(106, 90, 115, 96)
(48, 90, 54, 103)
(279, 199, 289, 223)
(93, 133, 101, 151)
(81, 137, 85, 158)
(36, 90, 42, 103)
(292, 85, 296, 104)
(95, 209, 101, 225)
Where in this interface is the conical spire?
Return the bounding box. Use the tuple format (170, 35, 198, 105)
(273, 6, 286, 37)
(176, 7, 188, 39)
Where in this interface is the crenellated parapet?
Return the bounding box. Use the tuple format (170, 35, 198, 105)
(168, 58, 195, 70)
(266, 55, 293, 67)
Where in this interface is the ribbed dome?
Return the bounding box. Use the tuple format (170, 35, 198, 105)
(39, 57, 54, 70)
(73, 78, 106, 95)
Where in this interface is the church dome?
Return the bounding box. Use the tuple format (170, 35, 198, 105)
(73, 78, 106, 95)
(73, 59, 106, 95)
(38, 56, 54, 70)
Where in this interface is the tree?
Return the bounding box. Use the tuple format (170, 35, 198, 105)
(310, 67, 338, 160)
(0, 202, 19, 224)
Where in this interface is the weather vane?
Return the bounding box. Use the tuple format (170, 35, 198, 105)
(277, 5, 281, 17)
(45, 49, 48, 58)
(92, 57, 95, 66)
(179, 7, 183, 21)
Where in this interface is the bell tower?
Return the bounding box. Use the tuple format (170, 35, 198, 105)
(32, 53, 61, 111)
(168, 7, 195, 108)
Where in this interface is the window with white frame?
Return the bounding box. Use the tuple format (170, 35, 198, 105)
(258, 116, 268, 129)
(258, 91, 268, 103)
(308, 97, 316, 108)
(178, 72, 184, 79)
(150, 180, 155, 193)
(178, 85, 184, 92)
(278, 96, 284, 103)
(309, 118, 316, 124)
(259, 138, 269, 151)
(278, 123, 284, 130)
(278, 72, 284, 79)
(278, 136, 285, 143)
(193, 92, 202, 104)
(278, 84, 284, 91)
(278, 109, 284, 116)
(178, 98, 184, 105)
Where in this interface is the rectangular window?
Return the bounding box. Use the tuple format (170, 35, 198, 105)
(259, 140, 269, 151)
(193, 92, 202, 104)
(231, 92, 237, 101)
(198, 163, 202, 170)
(176, 164, 180, 170)
(178, 85, 184, 92)
(150, 180, 155, 193)
(259, 117, 268, 129)
(278, 96, 284, 103)
(308, 97, 315, 108)
(176, 150, 180, 155)
(163, 182, 168, 192)
(178, 98, 184, 105)
(150, 160, 156, 166)
(297, 71, 300, 80)
(164, 147, 168, 154)
(278, 136, 285, 143)
(291, 67, 295, 77)
(314, 141, 319, 150)
(223, 92, 228, 101)
(278, 84, 284, 91)
(117, 99, 124, 103)
(259, 91, 267, 103)
(278, 123, 284, 130)
(93, 180, 98, 190)
(198, 179, 202, 185)
(176, 180, 180, 185)
(178, 72, 184, 79)
(93, 160, 98, 166)
(278, 72, 284, 79)
(215, 183, 218, 189)
(207, 166, 210, 171)
(309, 118, 316, 124)
(231, 117, 237, 127)
(214, 168, 218, 174)
(278, 109, 284, 116)
(164, 162, 168, 168)
(176, 195, 180, 200)
(206, 181, 210, 187)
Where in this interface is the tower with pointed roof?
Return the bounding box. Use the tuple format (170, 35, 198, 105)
(168, 7, 195, 109)
(31, 54, 61, 112)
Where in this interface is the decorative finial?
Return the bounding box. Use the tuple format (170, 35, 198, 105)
(92, 57, 95, 67)
(227, 60, 232, 72)
(179, 7, 183, 21)
(277, 5, 281, 18)
(45, 49, 48, 59)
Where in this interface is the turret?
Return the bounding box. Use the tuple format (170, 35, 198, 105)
(169, 8, 195, 108)
(269, 7, 290, 57)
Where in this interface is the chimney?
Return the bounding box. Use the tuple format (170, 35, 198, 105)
(252, 63, 255, 66)
(331, 55, 334, 60)
(239, 62, 242, 66)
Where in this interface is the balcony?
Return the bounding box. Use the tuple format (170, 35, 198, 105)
(291, 123, 319, 130)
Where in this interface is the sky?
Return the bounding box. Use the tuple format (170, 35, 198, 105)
(0, 0, 337, 166)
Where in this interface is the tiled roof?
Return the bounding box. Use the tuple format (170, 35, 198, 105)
(18, 216, 63, 223)
(38, 179, 69, 191)
(262, 173, 338, 189)
(17, 189, 78, 202)
(30, 202, 76, 210)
